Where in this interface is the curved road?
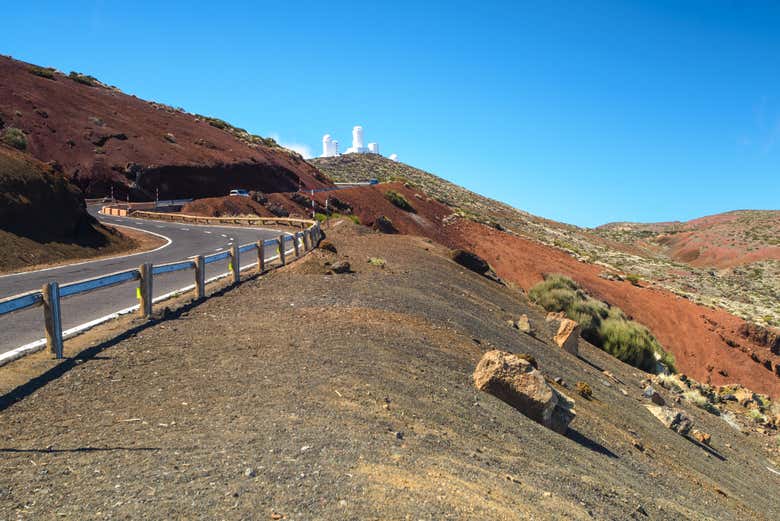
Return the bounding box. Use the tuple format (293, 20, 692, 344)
(0, 207, 287, 355)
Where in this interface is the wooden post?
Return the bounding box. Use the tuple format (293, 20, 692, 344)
(277, 235, 286, 266)
(230, 244, 240, 284)
(138, 262, 153, 318)
(257, 241, 266, 273)
(194, 255, 205, 299)
(42, 281, 63, 358)
(293, 232, 301, 258)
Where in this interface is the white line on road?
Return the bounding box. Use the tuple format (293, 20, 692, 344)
(220, 234, 228, 238)
(204, 231, 212, 234)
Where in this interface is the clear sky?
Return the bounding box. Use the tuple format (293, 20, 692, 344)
(4, 1, 779, 226)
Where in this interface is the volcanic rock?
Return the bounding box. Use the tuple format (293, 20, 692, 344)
(473, 350, 575, 434)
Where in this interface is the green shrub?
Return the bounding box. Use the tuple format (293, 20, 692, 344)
(28, 66, 56, 79)
(625, 273, 642, 286)
(2, 127, 27, 150)
(385, 190, 415, 212)
(315, 212, 360, 225)
(68, 71, 99, 86)
(528, 274, 675, 373)
(599, 319, 660, 373)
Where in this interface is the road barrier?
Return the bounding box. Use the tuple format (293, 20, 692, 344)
(0, 218, 322, 365)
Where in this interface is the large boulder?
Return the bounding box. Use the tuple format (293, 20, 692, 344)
(473, 350, 575, 434)
(554, 319, 580, 356)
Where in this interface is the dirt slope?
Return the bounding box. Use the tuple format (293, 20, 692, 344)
(1, 224, 777, 519)
(256, 183, 780, 397)
(0, 55, 330, 199)
(312, 154, 780, 327)
(0, 144, 135, 271)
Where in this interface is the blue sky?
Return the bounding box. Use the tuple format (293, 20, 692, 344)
(4, 1, 779, 226)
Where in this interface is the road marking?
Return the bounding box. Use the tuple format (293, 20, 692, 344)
(214, 247, 223, 251)
(156, 225, 165, 229)
(180, 228, 189, 231)
(204, 231, 211, 234)
(220, 234, 228, 238)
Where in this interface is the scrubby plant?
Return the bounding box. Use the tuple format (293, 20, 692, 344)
(529, 274, 676, 373)
(367, 257, 386, 267)
(576, 381, 593, 399)
(625, 273, 642, 286)
(28, 66, 56, 79)
(68, 71, 99, 86)
(2, 127, 27, 150)
(385, 190, 415, 212)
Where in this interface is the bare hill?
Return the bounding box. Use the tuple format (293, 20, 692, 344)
(596, 210, 780, 269)
(0, 55, 330, 199)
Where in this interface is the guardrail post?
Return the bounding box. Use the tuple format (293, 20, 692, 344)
(138, 263, 153, 318)
(194, 255, 205, 299)
(257, 241, 265, 273)
(229, 244, 240, 284)
(277, 235, 286, 266)
(302, 229, 311, 252)
(293, 233, 301, 258)
(42, 282, 63, 358)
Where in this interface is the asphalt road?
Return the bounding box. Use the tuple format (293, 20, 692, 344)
(0, 207, 287, 355)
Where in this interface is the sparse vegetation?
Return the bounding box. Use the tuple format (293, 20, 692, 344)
(529, 274, 675, 373)
(1, 127, 27, 150)
(315, 212, 360, 225)
(576, 381, 593, 399)
(625, 273, 642, 286)
(367, 257, 386, 267)
(68, 71, 100, 86)
(385, 190, 415, 212)
(28, 66, 56, 79)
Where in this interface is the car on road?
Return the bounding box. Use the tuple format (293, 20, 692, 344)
(229, 189, 250, 197)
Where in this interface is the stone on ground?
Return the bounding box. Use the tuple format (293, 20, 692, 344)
(553, 318, 580, 356)
(644, 404, 693, 436)
(473, 350, 575, 434)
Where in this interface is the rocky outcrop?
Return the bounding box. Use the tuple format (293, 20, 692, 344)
(553, 319, 580, 356)
(644, 405, 693, 436)
(738, 322, 780, 355)
(473, 350, 575, 433)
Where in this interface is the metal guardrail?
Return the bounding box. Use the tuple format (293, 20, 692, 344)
(0, 221, 322, 363)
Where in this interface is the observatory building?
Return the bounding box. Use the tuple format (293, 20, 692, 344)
(321, 125, 392, 158)
(321, 134, 339, 157)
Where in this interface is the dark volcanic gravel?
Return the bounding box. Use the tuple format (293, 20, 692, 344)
(0, 223, 778, 520)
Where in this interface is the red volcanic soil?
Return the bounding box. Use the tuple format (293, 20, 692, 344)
(181, 196, 275, 218)
(0, 56, 329, 199)
(600, 210, 780, 269)
(291, 183, 780, 397)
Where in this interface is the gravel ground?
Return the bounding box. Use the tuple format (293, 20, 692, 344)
(0, 222, 778, 520)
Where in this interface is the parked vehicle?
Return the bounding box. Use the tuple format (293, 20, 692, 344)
(229, 189, 250, 197)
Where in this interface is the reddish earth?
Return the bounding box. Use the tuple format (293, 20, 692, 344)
(0, 56, 330, 199)
(599, 210, 780, 269)
(263, 183, 780, 397)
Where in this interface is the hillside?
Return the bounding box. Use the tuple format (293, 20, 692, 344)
(1, 223, 778, 519)
(311, 154, 780, 328)
(0, 144, 135, 271)
(0, 55, 330, 200)
(596, 210, 780, 269)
